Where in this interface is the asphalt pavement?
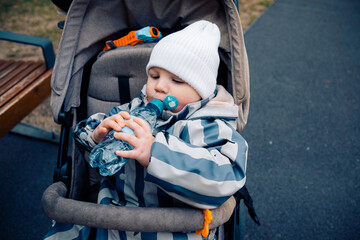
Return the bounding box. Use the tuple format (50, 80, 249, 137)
(0, 133, 56, 239)
(242, 0, 360, 239)
(0, 0, 359, 239)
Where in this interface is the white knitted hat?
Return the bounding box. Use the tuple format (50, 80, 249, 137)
(146, 20, 220, 99)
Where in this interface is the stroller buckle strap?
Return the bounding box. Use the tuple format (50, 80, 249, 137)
(105, 40, 117, 50)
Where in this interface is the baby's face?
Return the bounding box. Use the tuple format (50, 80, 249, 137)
(146, 67, 201, 112)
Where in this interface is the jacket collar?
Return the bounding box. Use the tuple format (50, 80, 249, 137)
(140, 85, 237, 130)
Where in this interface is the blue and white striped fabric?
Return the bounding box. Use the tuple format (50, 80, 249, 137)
(147, 120, 247, 209)
(45, 85, 247, 240)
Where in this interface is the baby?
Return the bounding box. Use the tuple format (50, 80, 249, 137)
(47, 20, 248, 240)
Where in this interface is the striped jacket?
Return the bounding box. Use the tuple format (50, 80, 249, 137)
(45, 85, 248, 240)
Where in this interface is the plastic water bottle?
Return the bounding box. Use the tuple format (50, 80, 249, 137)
(89, 96, 178, 176)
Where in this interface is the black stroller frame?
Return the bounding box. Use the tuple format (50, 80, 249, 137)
(42, 0, 259, 239)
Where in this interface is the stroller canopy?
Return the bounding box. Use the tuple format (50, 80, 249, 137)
(51, 0, 250, 130)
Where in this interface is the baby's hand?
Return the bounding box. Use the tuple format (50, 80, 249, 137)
(114, 117, 155, 167)
(92, 111, 130, 144)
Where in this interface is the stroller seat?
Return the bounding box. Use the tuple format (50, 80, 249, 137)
(43, 0, 254, 239)
(87, 43, 155, 116)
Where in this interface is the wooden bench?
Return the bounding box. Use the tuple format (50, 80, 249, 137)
(0, 31, 55, 138)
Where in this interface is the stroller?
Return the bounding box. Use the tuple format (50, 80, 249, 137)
(42, 0, 258, 239)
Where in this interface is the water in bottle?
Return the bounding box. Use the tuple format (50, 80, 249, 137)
(89, 96, 178, 176)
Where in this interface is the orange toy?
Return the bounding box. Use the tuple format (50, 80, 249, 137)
(103, 26, 161, 50)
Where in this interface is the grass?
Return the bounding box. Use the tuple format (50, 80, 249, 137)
(0, 0, 63, 60)
(259, 0, 273, 7)
(238, 0, 275, 27)
(0, 0, 274, 133)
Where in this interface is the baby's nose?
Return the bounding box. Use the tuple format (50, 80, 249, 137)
(155, 78, 169, 93)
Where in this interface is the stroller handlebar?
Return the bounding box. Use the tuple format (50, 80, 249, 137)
(41, 182, 236, 232)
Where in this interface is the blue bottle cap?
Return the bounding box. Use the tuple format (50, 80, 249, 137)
(148, 98, 164, 116)
(148, 96, 178, 116)
(163, 96, 178, 110)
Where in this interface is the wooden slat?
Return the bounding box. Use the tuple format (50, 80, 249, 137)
(0, 61, 35, 88)
(0, 59, 15, 72)
(0, 61, 43, 94)
(0, 68, 53, 138)
(0, 59, 53, 138)
(0, 63, 47, 108)
(0, 61, 34, 87)
(0, 61, 32, 87)
(0, 60, 24, 79)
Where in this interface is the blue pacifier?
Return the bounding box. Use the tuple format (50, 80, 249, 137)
(163, 96, 178, 110)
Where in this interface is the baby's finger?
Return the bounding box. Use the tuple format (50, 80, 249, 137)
(132, 117, 152, 133)
(92, 127, 109, 143)
(115, 150, 137, 159)
(114, 131, 138, 147)
(124, 120, 146, 137)
(118, 111, 131, 120)
(113, 111, 131, 129)
(113, 113, 128, 126)
(98, 127, 109, 136)
(102, 118, 123, 131)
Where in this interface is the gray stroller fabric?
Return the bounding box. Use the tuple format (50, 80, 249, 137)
(50, 0, 250, 130)
(87, 43, 155, 116)
(42, 182, 236, 232)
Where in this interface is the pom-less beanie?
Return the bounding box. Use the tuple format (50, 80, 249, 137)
(146, 20, 220, 99)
